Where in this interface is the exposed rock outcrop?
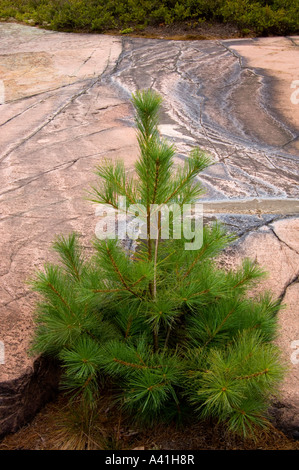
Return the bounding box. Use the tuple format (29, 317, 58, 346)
(0, 23, 298, 438)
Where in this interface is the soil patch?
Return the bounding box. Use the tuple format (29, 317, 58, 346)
(116, 21, 247, 41)
(0, 391, 299, 451)
(3, 18, 250, 40)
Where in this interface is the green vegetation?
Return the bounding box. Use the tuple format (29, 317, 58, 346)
(30, 89, 286, 438)
(0, 0, 298, 36)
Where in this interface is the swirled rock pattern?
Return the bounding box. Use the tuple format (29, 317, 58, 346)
(111, 36, 299, 199)
(0, 23, 298, 438)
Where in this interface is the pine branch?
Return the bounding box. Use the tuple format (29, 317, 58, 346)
(47, 281, 73, 312)
(104, 242, 142, 299)
(182, 245, 209, 280)
(88, 185, 118, 209)
(234, 369, 269, 381)
(91, 288, 127, 293)
(91, 160, 138, 208)
(53, 233, 83, 282)
(202, 306, 237, 348)
(164, 150, 211, 205)
(164, 323, 172, 350)
(112, 358, 162, 370)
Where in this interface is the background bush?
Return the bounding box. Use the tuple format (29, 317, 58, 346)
(0, 0, 298, 35)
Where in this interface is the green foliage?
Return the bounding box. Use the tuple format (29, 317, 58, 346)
(0, 0, 298, 35)
(120, 27, 134, 34)
(219, 0, 299, 35)
(30, 89, 286, 438)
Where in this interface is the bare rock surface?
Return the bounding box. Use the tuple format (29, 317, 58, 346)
(0, 24, 139, 436)
(218, 217, 299, 435)
(0, 23, 298, 437)
(274, 282, 299, 435)
(220, 220, 299, 299)
(231, 37, 299, 154)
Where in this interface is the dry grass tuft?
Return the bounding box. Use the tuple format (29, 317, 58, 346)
(1, 392, 299, 451)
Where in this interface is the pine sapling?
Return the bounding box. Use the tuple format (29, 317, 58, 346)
(30, 89, 285, 438)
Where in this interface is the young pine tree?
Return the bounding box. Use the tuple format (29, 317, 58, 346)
(30, 89, 285, 437)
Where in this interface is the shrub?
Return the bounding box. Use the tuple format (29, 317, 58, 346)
(219, 0, 299, 35)
(30, 89, 285, 437)
(0, 0, 298, 35)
